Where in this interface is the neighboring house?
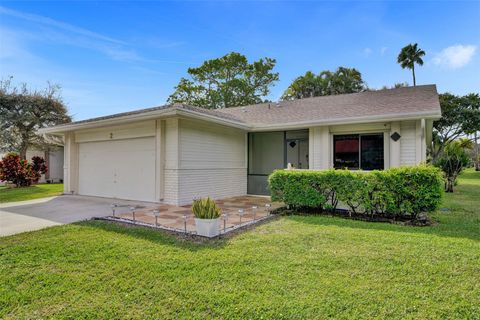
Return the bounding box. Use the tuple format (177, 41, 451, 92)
(39, 85, 441, 205)
(0, 148, 64, 184)
(26, 148, 64, 183)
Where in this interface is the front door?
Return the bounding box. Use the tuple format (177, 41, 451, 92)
(286, 139, 309, 169)
(248, 130, 309, 195)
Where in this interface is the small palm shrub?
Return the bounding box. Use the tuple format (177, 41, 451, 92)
(434, 141, 471, 192)
(191, 197, 221, 219)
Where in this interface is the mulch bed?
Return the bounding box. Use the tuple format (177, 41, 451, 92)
(278, 207, 435, 226)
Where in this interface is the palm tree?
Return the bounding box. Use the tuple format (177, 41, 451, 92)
(397, 43, 426, 86)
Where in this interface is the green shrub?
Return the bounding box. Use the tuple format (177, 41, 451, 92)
(269, 165, 443, 219)
(191, 197, 221, 219)
(434, 141, 471, 192)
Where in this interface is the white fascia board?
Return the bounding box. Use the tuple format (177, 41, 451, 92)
(248, 111, 442, 132)
(38, 109, 178, 134)
(37, 107, 250, 135)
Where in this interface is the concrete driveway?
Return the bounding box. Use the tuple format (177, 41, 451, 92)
(0, 195, 155, 237)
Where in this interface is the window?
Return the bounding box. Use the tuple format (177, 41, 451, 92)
(334, 134, 384, 170)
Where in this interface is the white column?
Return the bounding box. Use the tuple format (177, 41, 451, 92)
(308, 128, 314, 169)
(155, 120, 166, 202)
(389, 121, 401, 167)
(63, 132, 79, 194)
(415, 119, 426, 164)
(310, 126, 330, 169)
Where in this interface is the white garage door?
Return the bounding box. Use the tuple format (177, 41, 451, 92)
(78, 137, 156, 202)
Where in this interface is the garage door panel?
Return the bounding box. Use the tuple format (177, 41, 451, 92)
(78, 137, 156, 202)
(114, 146, 156, 201)
(78, 145, 115, 199)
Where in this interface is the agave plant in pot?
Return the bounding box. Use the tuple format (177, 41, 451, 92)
(192, 197, 221, 237)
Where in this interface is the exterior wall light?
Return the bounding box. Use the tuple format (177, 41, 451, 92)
(222, 213, 228, 233)
(265, 203, 272, 214)
(238, 209, 244, 223)
(153, 209, 160, 226)
(130, 206, 136, 222)
(183, 214, 188, 233)
(391, 132, 401, 141)
(110, 203, 117, 217)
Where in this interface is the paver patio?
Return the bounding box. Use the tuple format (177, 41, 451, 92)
(114, 196, 283, 234)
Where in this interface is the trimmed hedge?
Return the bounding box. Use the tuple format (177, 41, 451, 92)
(269, 166, 443, 219)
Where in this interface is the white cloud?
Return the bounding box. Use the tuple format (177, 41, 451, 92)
(380, 47, 388, 56)
(0, 6, 146, 63)
(0, 28, 34, 60)
(432, 45, 477, 69)
(363, 47, 372, 57)
(0, 6, 125, 45)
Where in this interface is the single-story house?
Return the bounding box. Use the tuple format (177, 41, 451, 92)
(39, 85, 441, 205)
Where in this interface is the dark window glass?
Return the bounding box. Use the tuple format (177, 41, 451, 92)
(334, 133, 384, 170)
(361, 134, 384, 170)
(334, 134, 359, 169)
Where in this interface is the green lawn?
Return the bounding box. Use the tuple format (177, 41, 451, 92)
(1, 172, 479, 319)
(0, 183, 63, 203)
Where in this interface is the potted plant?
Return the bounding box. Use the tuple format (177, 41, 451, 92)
(192, 197, 221, 237)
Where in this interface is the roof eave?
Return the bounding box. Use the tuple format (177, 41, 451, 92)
(38, 107, 441, 135)
(37, 107, 250, 135)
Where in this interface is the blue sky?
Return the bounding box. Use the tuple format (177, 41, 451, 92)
(0, 1, 479, 121)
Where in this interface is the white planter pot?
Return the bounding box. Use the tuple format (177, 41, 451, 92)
(195, 218, 220, 237)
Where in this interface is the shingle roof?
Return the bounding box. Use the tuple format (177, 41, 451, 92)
(41, 84, 441, 133)
(215, 84, 441, 126)
(65, 103, 246, 126)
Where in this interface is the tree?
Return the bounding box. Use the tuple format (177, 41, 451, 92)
(167, 52, 279, 109)
(0, 78, 71, 158)
(434, 141, 471, 192)
(432, 93, 480, 161)
(378, 82, 409, 90)
(281, 67, 365, 100)
(397, 43, 425, 86)
(462, 93, 480, 170)
(0, 152, 48, 187)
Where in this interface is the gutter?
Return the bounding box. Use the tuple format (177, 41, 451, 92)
(248, 111, 442, 131)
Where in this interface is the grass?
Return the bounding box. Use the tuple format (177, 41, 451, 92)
(1, 171, 479, 319)
(0, 183, 63, 203)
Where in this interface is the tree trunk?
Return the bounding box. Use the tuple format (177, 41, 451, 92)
(19, 144, 28, 160)
(412, 64, 416, 86)
(445, 178, 454, 193)
(475, 131, 479, 171)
